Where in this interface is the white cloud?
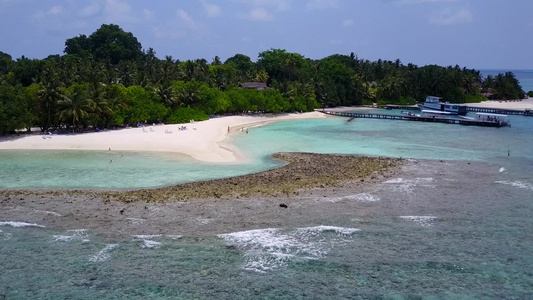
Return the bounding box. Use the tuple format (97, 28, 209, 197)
(430, 8, 473, 25)
(233, 0, 291, 11)
(395, 0, 458, 4)
(176, 9, 195, 27)
(104, 0, 134, 23)
(80, 3, 100, 17)
(343, 19, 354, 27)
(307, 0, 340, 10)
(153, 27, 187, 40)
(32, 5, 64, 19)
(248, 7, 273, 21)
(143, 9, 155, 20)
(200, 0, 221, 17)
(47, 6, 63, 15)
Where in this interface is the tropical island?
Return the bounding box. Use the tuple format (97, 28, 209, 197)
(0, 24, 527, 134)
(2, 22, 533, 299)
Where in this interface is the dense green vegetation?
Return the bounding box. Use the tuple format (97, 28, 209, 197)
(0, 24, 526, 134)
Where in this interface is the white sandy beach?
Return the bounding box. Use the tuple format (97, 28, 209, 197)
(465, 97, 533, 109)
(0, 112, 329, 163)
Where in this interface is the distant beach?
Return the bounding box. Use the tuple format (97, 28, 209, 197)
(466, 97, 533, 109)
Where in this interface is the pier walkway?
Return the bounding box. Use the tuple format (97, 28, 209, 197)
(358, 105, 532, 116)
(322, 111, 508, 127)
(466, 106, 533, 116)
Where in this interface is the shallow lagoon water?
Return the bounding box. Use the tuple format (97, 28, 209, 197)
(0, 149, 281, 189)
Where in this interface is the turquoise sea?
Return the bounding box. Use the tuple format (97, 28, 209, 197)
(2, 79, 533, 298)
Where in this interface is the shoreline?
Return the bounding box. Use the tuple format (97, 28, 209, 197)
(0, 111, 331, 163)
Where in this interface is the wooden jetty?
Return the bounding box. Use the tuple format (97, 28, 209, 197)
(355, 104, 532, 116)
(466, 106, 533, 116)
(322, 111, 509, 127)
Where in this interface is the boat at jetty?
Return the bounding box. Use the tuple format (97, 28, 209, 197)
(474, 112, 510, 126)
(419, 96, 467, 115)
(421, 109, 453, 117)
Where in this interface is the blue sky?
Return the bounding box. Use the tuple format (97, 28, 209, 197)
(1, 0, 532, 69)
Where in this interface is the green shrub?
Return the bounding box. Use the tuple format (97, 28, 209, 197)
(362, 99, 374, 105)
(166, 107, 209, 124)
(398, 96, 415, 105)
(463, 94, 487, 103)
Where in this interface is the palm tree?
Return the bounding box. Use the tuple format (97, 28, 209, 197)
(254, 69, 269, 83)
(37, 65, 64, 130)
(154, 81, 177, 107)
(90, 92, 113, 127)
(182, 60, 196, 82)
(57, 84, 94, 131)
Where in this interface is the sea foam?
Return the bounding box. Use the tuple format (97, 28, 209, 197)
(35, 210, 62, 217)
(297, 226, 360, 235)
(218, 226, 360, 273)
(0, 221, 45, 228)
(383, 177, 435, 193)
(126, 218, 146, 225)
(53, 229, 89, 242)
(89, 244, 118, 262)
(399, 216, 437, 227)
(0, 229, 12, 240)
(324, 193, 380, 203)
(132, 235, 163, 249)
(495, 180, 533, 191)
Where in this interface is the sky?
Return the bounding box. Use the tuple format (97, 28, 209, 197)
(1, 0, 532, 69)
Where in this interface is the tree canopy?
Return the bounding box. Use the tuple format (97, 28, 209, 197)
(0, 24, 526, 134)
(64, 24, 143, 64)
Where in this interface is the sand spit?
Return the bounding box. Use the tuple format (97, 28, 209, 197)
(0, 112, 330, 163)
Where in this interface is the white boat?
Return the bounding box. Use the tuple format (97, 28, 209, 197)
(475, 113, 509, 125)
(418, 96, 467, 115)
(421, 109, 453, 117)
(401, 111, 421, 117)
